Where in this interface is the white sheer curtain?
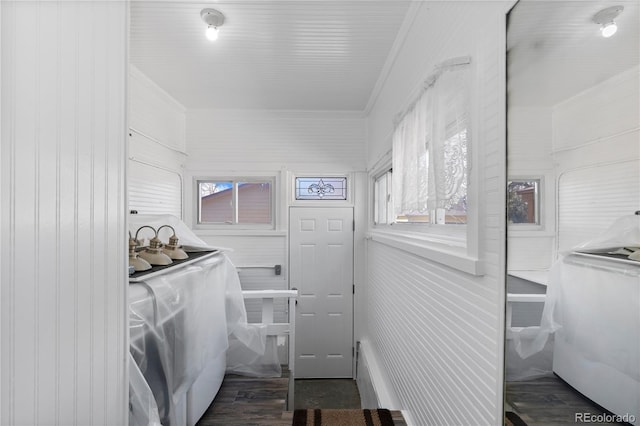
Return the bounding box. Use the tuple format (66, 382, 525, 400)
(431, 65, 469, 212)
(392, 87, 432, 217)
(392, 60, 470, 223)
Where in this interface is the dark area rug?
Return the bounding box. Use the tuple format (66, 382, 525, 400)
(293, 408, 394, 426)
(505, 411, 528, 426)
(294, 379, 361, 410)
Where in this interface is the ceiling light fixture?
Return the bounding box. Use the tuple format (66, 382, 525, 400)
(593, 5, 624, 38)
(201, 8, 225, 41)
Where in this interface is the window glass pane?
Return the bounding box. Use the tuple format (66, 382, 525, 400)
(507, 179, 540, 224)
(374, 178, 384, 224)
(237, 181, 272, 224)
(199, 181, 233, 223)
(374, 171, 393, 225)
(295, 177, 347, 200)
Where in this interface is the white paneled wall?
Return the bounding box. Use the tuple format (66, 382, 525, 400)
(129, 161, 183, 218)
(129, 65, 186, 152)
(507, 237, 554, 271)
(1, 1, 128, 424)
(554, 65, 640, 252)
(553, 66, 639, 155)
(128, 66, 187, 218)
(363, 2, 510, 424)
(186, 109, 366, 172)
(558, 161, 639, 251)
(367, 242, 500, 423)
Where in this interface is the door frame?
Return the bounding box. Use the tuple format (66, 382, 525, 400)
(285, 171, 367, 378)
(288, 205, 355, 378)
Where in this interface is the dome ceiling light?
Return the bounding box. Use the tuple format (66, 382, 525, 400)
(593, 5, 624, 38)
(201, 8, 225, 41)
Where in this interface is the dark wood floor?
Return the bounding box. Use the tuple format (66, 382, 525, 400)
(198, 371, 631, 425)
(506, 375, 628, 425)
(196, 374, 292, 426)
(196, 373, 405, 425)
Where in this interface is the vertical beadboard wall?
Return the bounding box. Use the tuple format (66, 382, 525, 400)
(363, 2, 510, 425)
(553, 65, 640, 252)
(128, 65, 187, 218)
(0, 1, 128, 425)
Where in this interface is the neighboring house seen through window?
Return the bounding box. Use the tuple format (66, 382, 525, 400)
(507, 179, 540, 225)
(198, 179, 273, 226)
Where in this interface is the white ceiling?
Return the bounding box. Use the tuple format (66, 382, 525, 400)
(507, 0, 640, 107)
(131, 1, 638, 111)
(130, 1, 412, 111)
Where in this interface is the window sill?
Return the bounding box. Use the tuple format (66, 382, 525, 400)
(507, 228, 554, 238)
(367, 230, 484, 276)
(194, 229, 287, 237)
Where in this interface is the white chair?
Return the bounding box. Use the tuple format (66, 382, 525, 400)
(505, 293, 546, 339)
(241, 289, 298, 410)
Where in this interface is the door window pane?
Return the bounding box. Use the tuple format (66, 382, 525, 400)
(295, 177, 347, 200)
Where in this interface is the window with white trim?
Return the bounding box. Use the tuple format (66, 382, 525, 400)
(507, 179, 541, 225)
(392, 58, 470, 226)
(197, 178, 274, 227)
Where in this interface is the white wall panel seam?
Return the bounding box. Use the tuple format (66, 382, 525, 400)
(73, 7, 81, 419)
(118, 2, 129, 416)
(34, 4, 42, 419)
(54, 4, 62, 418)
(7, 4, 17, 422)
(0, 4, 3, 422)
(103, 14, 111, 417)
(90, 3, 97, 417)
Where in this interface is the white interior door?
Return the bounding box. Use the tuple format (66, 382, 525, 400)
(289, 207, 354, 378)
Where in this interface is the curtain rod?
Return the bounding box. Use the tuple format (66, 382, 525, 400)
(393, 55, 471, 126)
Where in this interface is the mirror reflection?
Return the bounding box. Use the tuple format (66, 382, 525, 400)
(505, 0, 639, 424)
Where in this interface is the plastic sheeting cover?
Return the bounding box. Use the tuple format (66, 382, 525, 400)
(128, 214, 282, 425)
(129, 254, 229, 425)
(129, 352, 162, 426)
(573, 214, 640, 253)
(511, 214, 640, 366)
